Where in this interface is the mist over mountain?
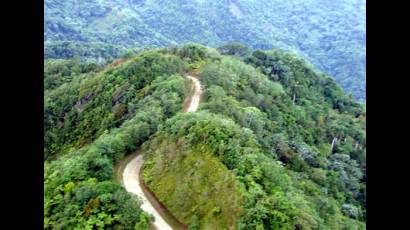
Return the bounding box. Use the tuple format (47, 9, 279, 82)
(45, 0, 366, 101)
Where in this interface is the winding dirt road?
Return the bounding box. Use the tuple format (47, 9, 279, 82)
(185, 75, 202, 112)
(122, 74, 202, 230)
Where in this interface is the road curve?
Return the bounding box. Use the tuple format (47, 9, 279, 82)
(185, 75, 202, 112)
(122, 74, 202, 230)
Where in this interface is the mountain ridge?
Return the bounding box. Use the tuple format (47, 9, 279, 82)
(45, 0, 366, 101)
(44, 44, 366, 229)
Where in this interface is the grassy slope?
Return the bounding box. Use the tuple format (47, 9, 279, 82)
(143, 140, 244, 230)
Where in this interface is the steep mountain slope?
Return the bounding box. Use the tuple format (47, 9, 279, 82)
(44, 49, 192, 229)
(45, 0, 366, 101)
(44, 44, 366, 229)
(140, 45, 366, 229)
(44, 51, 186, 159)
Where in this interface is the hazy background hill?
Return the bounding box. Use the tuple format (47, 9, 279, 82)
(45, 0, 366, 100)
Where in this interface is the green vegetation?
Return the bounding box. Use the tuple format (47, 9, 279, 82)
(44, 41, 125, 63)
(143, 110, 365, 229)
(142, 44, 366, 229)
(143, 139, 244, 229)
(44, 177, 150, 229)
(45, 0, 365, 100)
(44, 58, 103, 92)
(45, 44, 366, 229)
(44, 50, 186, 159)
(44, 48, 193, 228)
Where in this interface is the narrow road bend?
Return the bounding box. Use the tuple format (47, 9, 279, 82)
(121, 74, 202, 230)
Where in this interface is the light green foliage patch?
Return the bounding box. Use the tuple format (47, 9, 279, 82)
(143, 140, 244, 229)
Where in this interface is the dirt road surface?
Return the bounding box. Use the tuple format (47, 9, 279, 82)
(121, 75, 202, 230)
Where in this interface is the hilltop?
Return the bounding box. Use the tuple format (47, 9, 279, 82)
(44, 44, 366, 229)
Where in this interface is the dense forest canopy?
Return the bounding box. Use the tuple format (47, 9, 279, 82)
(45, 0, 366, 101)
(45, 49, 191, 229)
(44, 44, 366, 229)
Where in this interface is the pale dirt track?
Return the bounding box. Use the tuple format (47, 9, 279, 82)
(122, 75, 202, 230)
(185, 75, 202, 112)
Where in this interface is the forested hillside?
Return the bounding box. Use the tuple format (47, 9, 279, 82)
(44, 44, 366, 229)
(45, 0, 366, 101)
(45, 49, 191, 229)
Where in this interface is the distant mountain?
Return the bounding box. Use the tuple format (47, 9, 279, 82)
(45, 0, 366, 100)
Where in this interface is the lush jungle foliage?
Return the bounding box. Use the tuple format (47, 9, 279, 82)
(142, 44, 366, 229)
(44, 51, 186, 159)
(45, 0, 366, 100)
(45, 44, 366, 229)
(44, 49, 193, 228)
